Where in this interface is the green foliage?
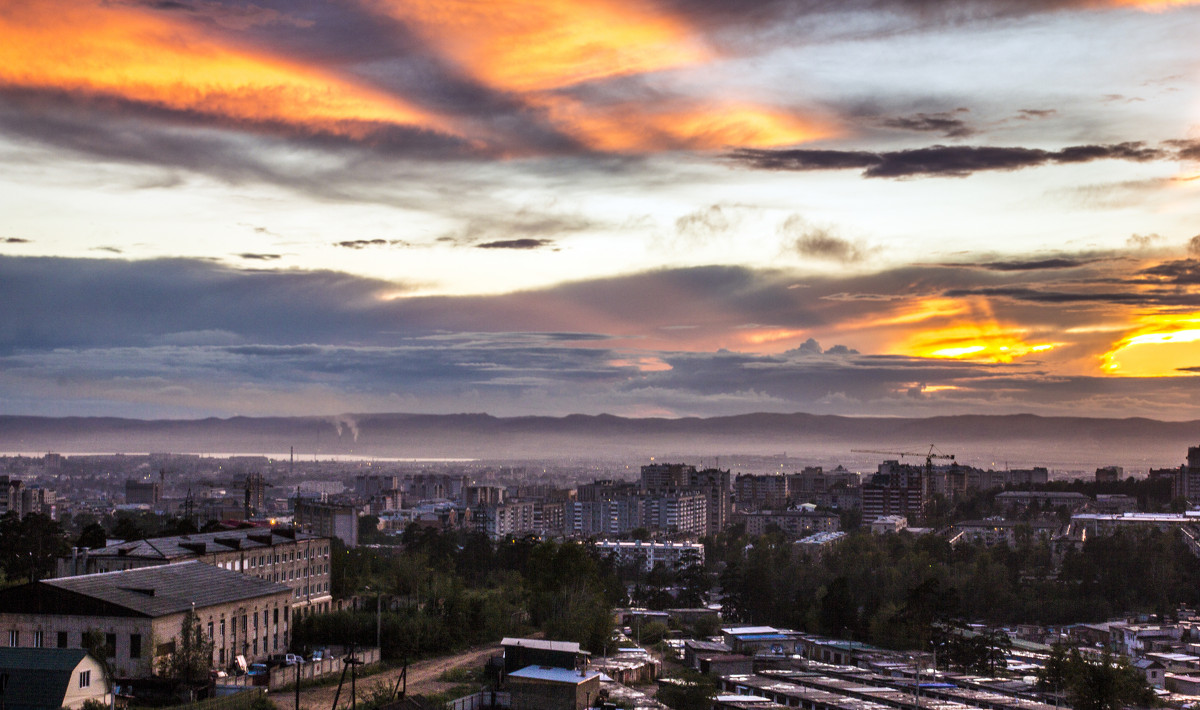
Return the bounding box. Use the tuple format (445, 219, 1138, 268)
(82, 629, 114, 692)
(637, 621, 670, 646)
(306, 531, 621, 660)
(76, 522, 108, 549)
(81, 700, 109, 710)
(656, 671, 716, 710)
(159, 608, 214, 683)
(1038, 648, 1157, 710)
(0, 512, 70, 582)
(714, 525, 1200, 650)
(438, 667, 479, 683)
(248, 695, 278, 710)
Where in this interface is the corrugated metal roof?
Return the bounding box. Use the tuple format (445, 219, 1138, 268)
(508, 665, 600, 684)
(501, 638, 581, 653)
(45, 561, 291, 616)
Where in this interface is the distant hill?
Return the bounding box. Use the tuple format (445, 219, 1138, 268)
(0, 412, 1197, 470)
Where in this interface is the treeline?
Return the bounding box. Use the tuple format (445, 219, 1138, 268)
(712, 526, 1200, 650)
(296, 527, 623, 660)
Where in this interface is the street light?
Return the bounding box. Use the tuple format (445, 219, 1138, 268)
(364, 586, 381, 653)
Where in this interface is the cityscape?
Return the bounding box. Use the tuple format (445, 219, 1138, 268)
(3, 444, 1200, 710)
(3, 1, 1200, 710)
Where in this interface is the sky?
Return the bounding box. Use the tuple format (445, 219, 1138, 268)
(1, 0, 1199, 420)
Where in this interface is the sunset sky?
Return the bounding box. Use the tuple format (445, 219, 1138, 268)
(1, 0, 1199, 420)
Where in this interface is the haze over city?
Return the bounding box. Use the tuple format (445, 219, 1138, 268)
(1, 0, 1199, 422)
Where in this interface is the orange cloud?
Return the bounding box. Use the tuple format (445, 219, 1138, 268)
(1110, 0, 1200, 8)
(0, 0, 447, 138)
(366, 0, 832, 153)
(1101, 314, 1200, 376)
(366, 0, 711, 92)
(905, 324, 1058, 363)
(532, 95, 833, 151)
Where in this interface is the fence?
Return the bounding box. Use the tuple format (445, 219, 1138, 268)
(165, 687, 266, 710)
(268, 648, 382, 691)
(446, 691, 510, 710)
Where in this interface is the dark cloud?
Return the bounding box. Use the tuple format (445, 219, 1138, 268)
(728, 141, 1170, 178)
(880, 111, 974, 138)
(476, 239, 554, 250)
(335, 239, 390, 249)
(1138, 258, 1200, 286)
(2, 238, 30, 244)
(953, 258, 1091, 271)
(441, 210, 594, 247)
(1190, 235, 1200, 256)
(780, 216, 872, 264)
(238, 253, 282, 260)
(1, 253, 1199, 418)
(1016, 109, 1057, 120)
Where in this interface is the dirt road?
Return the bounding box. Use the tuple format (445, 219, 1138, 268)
(270, 643, 501, 710)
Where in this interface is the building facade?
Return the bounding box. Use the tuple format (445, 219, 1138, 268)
(0, 562, 293, 678)
(56, 528, 333, 614)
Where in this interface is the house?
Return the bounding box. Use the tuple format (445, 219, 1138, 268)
(0, 648, 111, 710)
(501, 638, 585, 678)
(1134, 658, 1166, 688)
(720, 626, 803, 655)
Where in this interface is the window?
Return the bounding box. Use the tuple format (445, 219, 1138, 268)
(273, 608, 278, 625)
(32, 630, 43, 648)
(8, 630, 18, 647)
(130, 634, 142, 659)
(79, 671, 91, 688)
(105, 633, 116, 658)
(208, 622, 214, 640)
(58, 631, 68, 648)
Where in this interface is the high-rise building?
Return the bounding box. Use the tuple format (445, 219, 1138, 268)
(641, 463, 695, 491)
(734, 473, 789, 511)
(861, 461, 928, 522)
(125, 479, 162, 506)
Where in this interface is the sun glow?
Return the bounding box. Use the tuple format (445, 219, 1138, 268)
(1102, 316, 1200, 375)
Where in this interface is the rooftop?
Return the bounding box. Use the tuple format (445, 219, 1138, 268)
(81, 527, 322, 561)
(508, 665, 600, 684)
(39, 561, 291, 616)
(501, 638, 581, 654)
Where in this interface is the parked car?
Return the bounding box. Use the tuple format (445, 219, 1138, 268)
(247, 663, 270, 686)
(269, 653, 306, 666)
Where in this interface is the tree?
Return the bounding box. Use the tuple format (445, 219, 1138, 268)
(160, 608, 213, 684)
(656, 671, 716, 710)
(76, 523, 108, 550)
(0, 512, 70, 582)
(82, 629, 114, 693)
(1060, 649, 1155, 710)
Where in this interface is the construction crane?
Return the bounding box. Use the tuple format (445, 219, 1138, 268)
(851, 444, 955, 475)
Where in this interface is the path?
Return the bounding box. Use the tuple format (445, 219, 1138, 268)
(270, 643, 502, 710)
